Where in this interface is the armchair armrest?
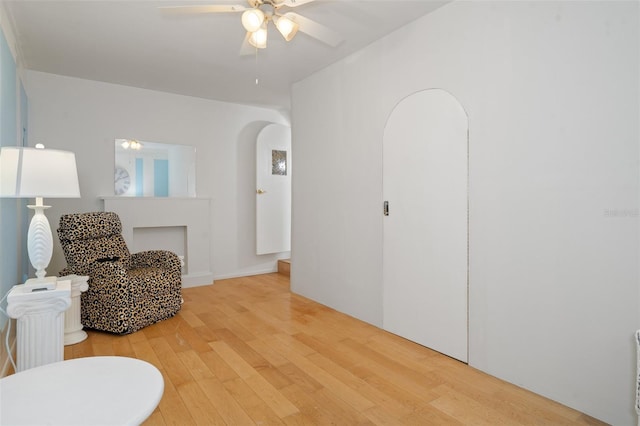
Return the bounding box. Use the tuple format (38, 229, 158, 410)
(59, 267, 73, 277)
(84, 260, 129, 283)
(78, 260, 132, 308)
(130, 250, 181, 275)
(61, 261, 129, 300)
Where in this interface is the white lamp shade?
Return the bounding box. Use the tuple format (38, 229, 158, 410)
(276, 15, 299, 41)
(249, 27, 268, 49)
(0, 147, 81, 198)
(241, 9, 265, 32)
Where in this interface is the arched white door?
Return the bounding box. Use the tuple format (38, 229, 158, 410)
(256, 123, 292, 255)
(383, 89, 468, 362)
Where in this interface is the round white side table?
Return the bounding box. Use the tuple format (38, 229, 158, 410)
(0, 356, 164, 426)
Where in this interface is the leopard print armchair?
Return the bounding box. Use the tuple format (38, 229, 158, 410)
(57, 212, 182, 334)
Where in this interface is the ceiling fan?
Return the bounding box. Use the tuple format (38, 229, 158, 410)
(160, 0, 343, 52)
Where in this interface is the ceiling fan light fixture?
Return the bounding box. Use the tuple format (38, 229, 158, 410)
(249, 26, 268, 49)
(275, 15, 299, 41)
(241, 8, 265, 32)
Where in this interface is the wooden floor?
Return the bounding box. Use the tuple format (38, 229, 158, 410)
(64, 273, 604, 425)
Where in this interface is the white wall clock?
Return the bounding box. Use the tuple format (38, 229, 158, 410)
(114, 166, 131, 195)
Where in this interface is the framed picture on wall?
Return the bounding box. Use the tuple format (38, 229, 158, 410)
(272, 150, 287, 176)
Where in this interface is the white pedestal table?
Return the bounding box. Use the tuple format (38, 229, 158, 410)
(63, 274, 89, 345)
(6, 279, 71, 372)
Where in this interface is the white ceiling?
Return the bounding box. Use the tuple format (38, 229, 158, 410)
(4, 0, 448, 110)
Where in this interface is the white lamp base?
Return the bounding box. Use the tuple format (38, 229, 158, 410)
(24, 275, 57, 292)
(27, 197, 54, 284)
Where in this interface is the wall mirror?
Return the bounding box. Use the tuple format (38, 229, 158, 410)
(114, 139, 196, 197)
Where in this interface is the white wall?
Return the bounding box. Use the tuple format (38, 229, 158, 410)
(291, 1, 639, 424)
(24, 71, 290, 282)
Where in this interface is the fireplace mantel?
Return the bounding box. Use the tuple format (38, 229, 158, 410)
(101, 197, 213, 287)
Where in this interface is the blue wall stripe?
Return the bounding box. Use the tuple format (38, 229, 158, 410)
(154, 159, 169, 197)
(0, 27, 19, 321)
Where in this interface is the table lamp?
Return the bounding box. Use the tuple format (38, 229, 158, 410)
(0, 146, 80, 291)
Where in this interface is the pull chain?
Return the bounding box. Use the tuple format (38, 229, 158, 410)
(255, 47, 259, 85)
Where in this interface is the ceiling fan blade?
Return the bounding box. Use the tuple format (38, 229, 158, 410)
(285, 12, 343, 47)
(159, 5, 248, 15)
(240, 32, 257, 56)
(278, 0, 317, 8)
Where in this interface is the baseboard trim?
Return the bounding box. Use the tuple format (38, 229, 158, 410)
(0, 318, 16, 378)
(182, 272, 215, 288)
(214, 267, 278, 281)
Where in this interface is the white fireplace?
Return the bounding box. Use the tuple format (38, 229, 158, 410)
(101, 197, 213, 287)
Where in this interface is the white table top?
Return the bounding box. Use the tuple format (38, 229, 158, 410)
(7, 279, 71, 303)
(0, 356, 164, 426)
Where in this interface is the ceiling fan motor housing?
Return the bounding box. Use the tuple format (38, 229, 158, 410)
(253, 0, 287, 10)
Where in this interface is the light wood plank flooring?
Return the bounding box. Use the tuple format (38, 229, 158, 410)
(64, 273, 604, 425)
